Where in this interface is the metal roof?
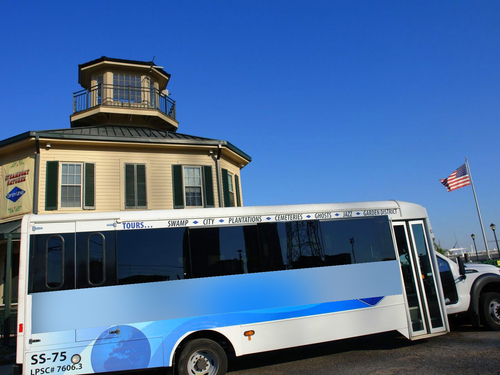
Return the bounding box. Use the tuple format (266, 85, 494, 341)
(0, 125, 252, 162)
(79, 56, 171, 79)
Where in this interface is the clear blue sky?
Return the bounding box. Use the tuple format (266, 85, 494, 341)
(1, 1, 499, 251)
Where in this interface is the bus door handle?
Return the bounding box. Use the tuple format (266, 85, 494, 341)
(29, 339, 41, 344)
(109, 329, 120, 335)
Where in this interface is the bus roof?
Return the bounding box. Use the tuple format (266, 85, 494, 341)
(23, 200, 428, 225)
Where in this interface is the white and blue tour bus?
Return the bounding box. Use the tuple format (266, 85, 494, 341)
(15, 200, 449, 375)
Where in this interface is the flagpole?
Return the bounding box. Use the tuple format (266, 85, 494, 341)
(465, 157, 490, 259)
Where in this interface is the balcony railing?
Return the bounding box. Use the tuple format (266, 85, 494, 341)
(73, 84, 176, 120)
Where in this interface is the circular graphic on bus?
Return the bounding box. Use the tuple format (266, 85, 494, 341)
(91, 325, 151, 372)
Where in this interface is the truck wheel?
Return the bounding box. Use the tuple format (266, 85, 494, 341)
(480, 292, 500, 331)
(177, 338, 228, 375)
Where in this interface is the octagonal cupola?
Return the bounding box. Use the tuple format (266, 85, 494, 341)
(70, 56, 178, 131)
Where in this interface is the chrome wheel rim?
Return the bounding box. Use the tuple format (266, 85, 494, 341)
(187, 349, 219, 375)
(489, 299, 500, 323)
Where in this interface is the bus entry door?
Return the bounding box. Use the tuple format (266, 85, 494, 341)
(393, 221, 446, 338)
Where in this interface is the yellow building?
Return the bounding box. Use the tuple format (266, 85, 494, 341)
(0, 57, 251, 338)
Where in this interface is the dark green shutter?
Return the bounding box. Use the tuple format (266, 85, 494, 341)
(221, 168, 230, 207)
(136, 165, 147, 207)
(84, 163, 95, 210)
(45, 161, 59, 210)
(203, 166, 215, 208)
(125, 164, 136, 208)
(172, 165, 184, 209)
(235, 174, 241, 207)
(125, 164, 147, 208)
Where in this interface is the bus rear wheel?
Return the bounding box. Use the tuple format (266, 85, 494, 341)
(480, 292, 500, 331)
(177, 338, 228, 375)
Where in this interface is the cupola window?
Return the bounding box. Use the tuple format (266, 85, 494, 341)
(113, 73, 142, 103)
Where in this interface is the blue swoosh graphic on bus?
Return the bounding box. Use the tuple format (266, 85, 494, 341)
(154, 297, 386, 359)
(89, 296, 386, 372)
(32, 261, 403, 372)
(32, 261, 402, 335)
(359, 297, 384, 306)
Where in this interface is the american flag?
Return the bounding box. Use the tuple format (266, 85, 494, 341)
(440, 164, 471, 192)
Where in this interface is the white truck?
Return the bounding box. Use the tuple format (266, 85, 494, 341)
(436, 252, 500, 330)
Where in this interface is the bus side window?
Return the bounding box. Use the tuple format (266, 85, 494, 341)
(320, 217, 396, 266)
(29, 233, 75, 293)
(187, 225, 262, 278)
(46, 236, 64, 289)
(256, 223, 286, 272)
(257, 221, 327, 271)
(242, 226, 262, 273)
(116, 227, 187, 285)
(283, 221, 325, 269)
(189, 227, 247, 278)
(76, 231, 116, 289)
(88, 233, 105, 286)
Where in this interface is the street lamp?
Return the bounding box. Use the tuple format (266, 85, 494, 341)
(490, 223, 499, 253)
(471, 234, 479, 261)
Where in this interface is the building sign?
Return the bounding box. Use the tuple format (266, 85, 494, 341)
(1, 157, 35, 218)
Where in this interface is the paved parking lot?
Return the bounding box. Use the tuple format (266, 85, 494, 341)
(228, 324, 500, 375)
(1, 324, 498, 375)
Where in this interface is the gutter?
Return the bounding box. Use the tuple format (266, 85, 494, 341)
(33, 135, 40, 214)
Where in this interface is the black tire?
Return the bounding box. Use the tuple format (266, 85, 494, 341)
(177, 338, 228, 375)
(480, 292, 500, 331)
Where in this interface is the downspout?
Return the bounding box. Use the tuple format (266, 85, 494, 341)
(33, 135, 40, 214)
(215, 144, 223, 207)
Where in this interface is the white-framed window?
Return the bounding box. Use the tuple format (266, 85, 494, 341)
(172, 165, 214, 209)
(45, 161, 95, 211)
(183, 166, 203, 207)
(60, 163, 82, 208)
(227, 172, 235, 207)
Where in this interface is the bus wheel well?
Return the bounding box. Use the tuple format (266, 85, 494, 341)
(173, 330, 235, 369)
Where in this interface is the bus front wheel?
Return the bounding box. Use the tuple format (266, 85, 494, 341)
(480, 292, 500, 331)
(177, 338, 228, 375)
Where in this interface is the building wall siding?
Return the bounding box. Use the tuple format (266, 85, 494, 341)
(36, 144, 243, 213)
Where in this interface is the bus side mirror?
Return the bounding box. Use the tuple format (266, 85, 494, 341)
(457, 256, 467, 280)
